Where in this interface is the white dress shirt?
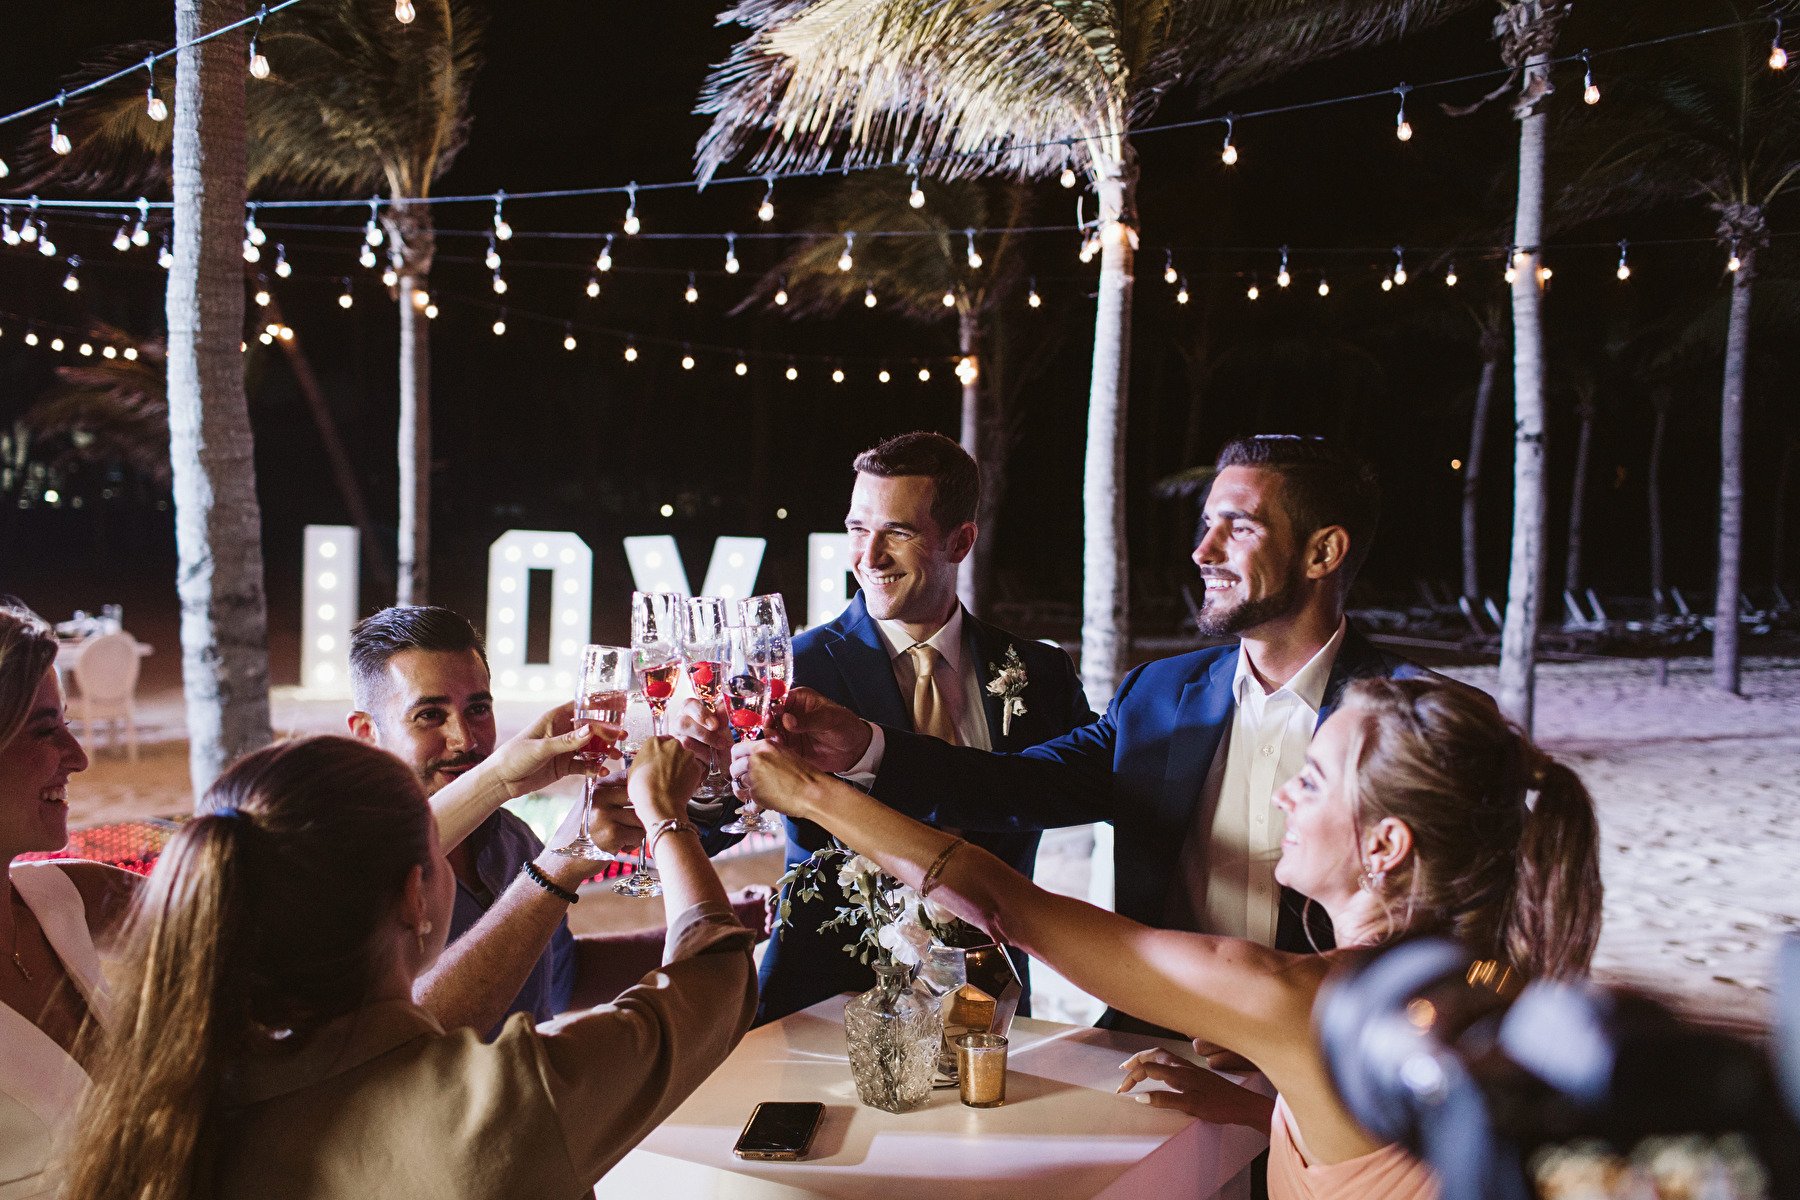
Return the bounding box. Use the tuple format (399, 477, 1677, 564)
(1165, 621, 1346, 947)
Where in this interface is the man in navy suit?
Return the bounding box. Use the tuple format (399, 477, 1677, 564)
(709, 431, 1095, 1024)
(735, 435, 1434, 1034)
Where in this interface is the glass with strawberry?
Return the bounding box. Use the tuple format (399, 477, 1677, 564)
(630, 591, 683, 735)
(681, 595, 733, 800)
(722, 601, 793, 835)
(553, 644, 632, 861)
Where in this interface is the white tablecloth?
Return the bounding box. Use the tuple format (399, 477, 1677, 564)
(595, 995, 1268, 1200)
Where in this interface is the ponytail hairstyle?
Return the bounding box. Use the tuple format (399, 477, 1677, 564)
(63, 736, 434, 1200)
(1339, 677, 1603, 980)
(0, 598, 58, 756)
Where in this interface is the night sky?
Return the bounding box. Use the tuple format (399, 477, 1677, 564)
(3, 1, 1795, 665)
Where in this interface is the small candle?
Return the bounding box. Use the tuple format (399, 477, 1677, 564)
(955, 1033, 1008, 1108)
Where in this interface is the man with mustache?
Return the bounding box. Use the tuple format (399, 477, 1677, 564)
(349, 605, 614, 1035)
(725, 435, 1435, 1035)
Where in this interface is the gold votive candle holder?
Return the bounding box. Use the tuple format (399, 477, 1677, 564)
(955, 1033, 1008, 1108)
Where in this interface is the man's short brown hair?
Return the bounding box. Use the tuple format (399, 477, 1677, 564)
(1214, 434, 1381, 583)
(852, 431, 980, 531)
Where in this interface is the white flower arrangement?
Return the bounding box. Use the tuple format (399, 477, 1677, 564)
(986, 645, 1029, 736)
(777, 841, 958, 967)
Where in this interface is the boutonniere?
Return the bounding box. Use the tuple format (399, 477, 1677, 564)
(985, 646, 1029, 737)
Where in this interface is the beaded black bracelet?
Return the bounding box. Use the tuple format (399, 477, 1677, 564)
(522, 859, 580, 905)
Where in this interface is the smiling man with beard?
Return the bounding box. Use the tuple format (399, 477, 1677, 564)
(734, 435, 1440, 1037)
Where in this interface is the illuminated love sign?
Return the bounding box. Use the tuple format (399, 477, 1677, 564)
(485, 530, 593, 701)
(299, 525, 358, 697)
(622, 534, 766, 601)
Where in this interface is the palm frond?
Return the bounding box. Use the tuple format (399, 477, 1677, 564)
(25, 336, 171, 486)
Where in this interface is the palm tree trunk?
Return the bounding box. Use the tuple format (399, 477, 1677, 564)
(956, 306, 983, 614)
(387, 201, 436, 607)
(1497, 50, 1553, 732)
(1564, 394, 1595, 599)
(167, 0, 272, 795)
(1714, 247, 1753, 695)
(1462, 352, 1498, 601)
(1079, 159, 1137, 705)
(1647, 388, 1670, 614)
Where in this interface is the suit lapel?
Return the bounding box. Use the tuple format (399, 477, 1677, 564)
(824, 595, 911, 731)
(963, 614, 1010, 749)
(1162, 649, 1239, 828)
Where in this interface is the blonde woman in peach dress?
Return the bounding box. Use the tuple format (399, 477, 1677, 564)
(741, 676, 1603, 1200)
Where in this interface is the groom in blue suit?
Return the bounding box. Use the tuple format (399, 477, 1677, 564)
(748, 432, 1094, 1024)
(737, 435, 1435, 1035)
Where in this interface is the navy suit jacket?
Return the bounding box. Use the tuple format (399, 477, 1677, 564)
(755, 592, 1095, 1024)
(870, 622, 1431, 1031)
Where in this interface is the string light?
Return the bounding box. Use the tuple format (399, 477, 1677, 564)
(123, 346, 138, 360)
(1060, 166, 1078, 189)
(785, 362, 798, 381)
(0, 209, 14, 245)
(1581, 50, 1600, 104)
(624, 341, 638, 362)
(837, 231, 855, 271)
(23, 330, 37, 346)
(492, 309, 507, 336)
(49, 93, 71, 156)
(1027, 277, 1042, 308)
(622, 182, 640, 235)
(484, 234, 501, 271)
(965, 229, 982, 269)
(411, 286, 429, 309)
(1317, 273, 1331, 297)
(112, 219, 132, 252)
(1504, 246, 1519, 283)
(359, 241, 377, 269)
(1772, 19, 1788, 70)
(381, 265, 399, 287)
(831, 366, 846, 383)
(878, 367, 891, 383)
(1393, 85, 1412, 142)
(917, 367, 931, 382)
(395, 0, 416, 22)
(79, 342, 94, 356)
(18, 203, 36, 243)
(1246, 276, 1260, 301)
(774, 278, 789, 305)
(1163, 250, 1178, 285)
(50, 337, 64, 352)
(684, 271, 699, 303)
(491, 267, 507, 294)
(246, 208, 267, 246)
(61, 256, 80, 292)
(1537, 264, 1553, 285)
(1616, 239, 1631, 281)
(1276, 245, 1291, 289)
(338, 277, 354, 308)
(130, 199, 150, 246)
(723, 233, 740, 274)
(596, 233, 614, 272)
(1220, 115, 1238, 165)
(253, 279, 271, 307)
(735, 360, 748, 376)
(563, 323, 577, 351)
(35, 223, 55, 256)
(585, 272, 600, 298)
(757, 176, 775, 222)
(424, 302, 438, 318)
(863, 287, 877, 308)
(1727, 244, 1742, 272)
(248, 7, 271, 79)
(941, 290, 956, 308)
(1078, 232, 1099, 263)
(273, 243, 291, 277)
(1391, 245, 1408, 286)
(102, 345, 117, 359)
(1175, 276, 1190, 304)
(1445, 261, 1458, 287)
(0, 157, 8, 180)
(491, 191, 511, 240)
(144, 58, 168, 121)
(681, 348, 696, 370)
(908, 165, 925, 209)
(363, 199, 384, 247)
(157, 230, 173, 269)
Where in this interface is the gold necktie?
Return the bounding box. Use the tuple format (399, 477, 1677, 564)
(907, 643, 960, 745)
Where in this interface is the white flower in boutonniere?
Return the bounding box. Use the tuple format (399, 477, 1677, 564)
(985, 645, 1029, 737)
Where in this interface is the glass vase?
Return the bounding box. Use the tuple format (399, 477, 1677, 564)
(843, 960, 942, 1113)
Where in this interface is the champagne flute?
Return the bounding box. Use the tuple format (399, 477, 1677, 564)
(611, 691, 661, 897)
(721, 617, 791, 835)
(681, 596, 733, 800)
(553, 645, 632, 860)
(740, 593, 790, 641)
(630, 591, 683, 736)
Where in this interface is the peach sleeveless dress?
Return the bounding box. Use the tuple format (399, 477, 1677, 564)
(1267, 1095, 1438, 1200)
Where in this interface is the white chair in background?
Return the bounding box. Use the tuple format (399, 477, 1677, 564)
(71, 632, 141, 761)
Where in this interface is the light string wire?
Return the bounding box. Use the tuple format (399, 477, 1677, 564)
(0, 13, 1778, 217)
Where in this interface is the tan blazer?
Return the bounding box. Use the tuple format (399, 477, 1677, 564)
(215, 901, 756, 1200)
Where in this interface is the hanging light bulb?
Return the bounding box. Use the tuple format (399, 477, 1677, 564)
(774, 278, 789, 306)
(1392, 246, 1408, 286)
(79, 342, 94, 356)
(1727, 246, 1742, 272)
(103, 345, 118, 359)
(965, 229, 983, 269)
(491, 191, 511, 241)
(112, 220, 132, 252)
(0, 157, 9, 180)
(878, 367, 891, 383)
(1537, 265, 1553, 285)
(246, 209, 267, 247)
(757, 176, 775, 222)
(359, 241, 377, 270)
(273, 243, 291, 277)
(19, 210, 36, 243)
(123, 346, 138, 360)
(1772, 20, 1789, 70)
(248, 8, 271, 79)
(1078, 232, 1099, 263)
(0, 211, 16, 246)
(364, 199, 384, 246)
(484, 234, 501, 271)
(1581, 50, 1600, 104)
(596, 233, 615, 272)
(1381, 277, 1394, 292)
(1246, 277, 1260, 301)
(49, 94, 71, 155)
(50, 337, 64, 352)
(62, 256, 80, 292)
(1027, 277, 1042, 308)
(130, 214, 149, 247)
(585, 272, 601, 298)
(1394, 85, 1413, 142)
(1504, 246, 1520, 283)
(145, 58, 168, 121)
(338, 277, 354, 308)
(908, 166, 926, 209)
(22, 329, 37, 346)
(158, 231, 173, 269)
(684, 272, 699, 303)
(491, 268, 506, 295)
(1163, 250, 1178, 285)
(259, 329, 275, 346)
(832, 366, 846, 383)
(253, 280, 271, 307)
(1615, 240, 1631, 281)
(36, 225, 55, 256)
(492, 315, 506, 336)
(381, 265, 399, 287)
(622, 182, 640, 235)
(785, 363, 798, 381)
(624, 342, 638, 362)
(1445, 262, 1459, 287)
(864, 287, 878, 308)
(411, 286, 429, 309)
(424, 302, 438, 319)
(1175, 277, 1190, 304)
(917, 367, 931, 382)
(1219, 116, 1238, 165)
(1276, 245, 1291, 289)
(1060, 166, 1078, 189)
(681, 349, 696, 370)
(735, 361, 748, 376)
(837, 231, 855, 272)
(723, 233, 740, 274)
(242, 236, 260, 264)
(1317, 274, 1331, 297)
(395, 0, 416, 22)
(942, 290, 956, 308)
(563, 324, 577, 351)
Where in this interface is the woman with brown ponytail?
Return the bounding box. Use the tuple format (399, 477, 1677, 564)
(62, 731, 754, 1200)
(741, 676, 1603, 1200)
(0, 602, 139, 1200)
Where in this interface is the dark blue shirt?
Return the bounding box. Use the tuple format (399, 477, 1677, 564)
(447, 807, 576, 1039)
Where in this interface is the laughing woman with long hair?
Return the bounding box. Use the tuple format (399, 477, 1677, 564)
(62, 732, 753, 1200)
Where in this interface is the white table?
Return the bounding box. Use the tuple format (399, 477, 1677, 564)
(595, 995, 1268, 1200)
(53, 636, 152, 673)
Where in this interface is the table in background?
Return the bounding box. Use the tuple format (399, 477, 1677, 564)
(595, 994, 1267, 1200)
(53, 635, 153, 675)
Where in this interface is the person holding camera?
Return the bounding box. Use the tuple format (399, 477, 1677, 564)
(739, 675, 1602, 1200)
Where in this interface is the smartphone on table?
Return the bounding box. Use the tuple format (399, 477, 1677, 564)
(732, 1101, 825, 1162)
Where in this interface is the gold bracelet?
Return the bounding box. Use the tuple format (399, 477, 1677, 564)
(919, 838, 967, 898)
(646, 818, 699, 859)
